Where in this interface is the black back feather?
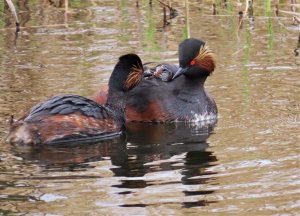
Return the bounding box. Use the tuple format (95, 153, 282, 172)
(25, 94, 112, 121)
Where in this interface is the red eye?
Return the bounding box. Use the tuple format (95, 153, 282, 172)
(190, 59, 196, 65)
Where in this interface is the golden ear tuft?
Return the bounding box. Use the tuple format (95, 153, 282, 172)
(124, 64, 144, 90)
(196, 45, 216, 74)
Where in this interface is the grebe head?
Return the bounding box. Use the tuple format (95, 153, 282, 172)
(173, 38, 216, 79)
(107, 54, 144, 107)
(108, 54, 143, 92)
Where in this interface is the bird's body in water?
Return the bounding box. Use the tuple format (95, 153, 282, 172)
(6, 54, 144, 145)
(95, 38, 217, 122)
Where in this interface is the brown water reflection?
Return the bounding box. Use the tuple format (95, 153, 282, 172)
(0, 0, 299, 215)
(1, 121, 217, 214)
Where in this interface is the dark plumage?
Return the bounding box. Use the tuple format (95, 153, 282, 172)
(125, 38, 217, 122)
(26, 95, 110, 120)
(6, 54, 143, 145)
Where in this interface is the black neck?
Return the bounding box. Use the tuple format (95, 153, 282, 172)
(106, 91, 126, 109)
(105, 60, 132, 109)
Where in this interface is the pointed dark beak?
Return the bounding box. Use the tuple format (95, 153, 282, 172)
(172, 67, 187, 80)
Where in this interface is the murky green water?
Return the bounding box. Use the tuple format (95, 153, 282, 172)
(0, 0, 299, 215)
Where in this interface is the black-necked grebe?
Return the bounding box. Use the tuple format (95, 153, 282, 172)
(125, 38, 217, 122)
(6, 54, 143, 145)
